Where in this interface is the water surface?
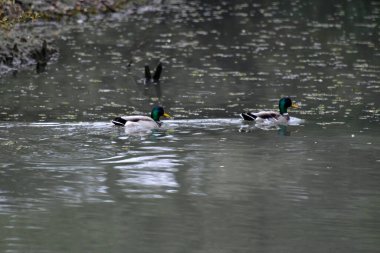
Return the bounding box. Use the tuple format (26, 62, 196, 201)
(0, 0, 380, 252)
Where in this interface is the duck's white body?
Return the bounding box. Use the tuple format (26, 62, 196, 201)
(240, 97, 299, 126)
(243, 111, 290, 125)
(113, 115, 161, 129)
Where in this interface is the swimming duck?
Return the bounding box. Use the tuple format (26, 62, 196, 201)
(112, 106, 171, 129)
(240, 97, 299, 125)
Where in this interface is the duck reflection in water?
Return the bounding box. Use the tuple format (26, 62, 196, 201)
(143, 83, 162, 99)
(278, 125, 291, 136)
(239, 123, 292, 136)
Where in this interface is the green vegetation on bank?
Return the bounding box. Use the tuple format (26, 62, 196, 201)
(0, 0, 131, 30)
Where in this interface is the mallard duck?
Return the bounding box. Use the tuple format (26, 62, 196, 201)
(112, 106, 171, 129)
(240, 97, 299, 124)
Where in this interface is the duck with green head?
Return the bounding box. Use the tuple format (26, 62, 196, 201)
(240, 97, 299, 124)
(112, 106, 171, 129)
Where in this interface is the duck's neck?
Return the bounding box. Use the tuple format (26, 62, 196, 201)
(279, 106, 287, 115)
(151, 112, 160, 122)
(279, 98, 289, 115)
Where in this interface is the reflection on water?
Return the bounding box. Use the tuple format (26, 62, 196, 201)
(99, 145, 181, 198)
(0, 0, 380, 252)
(0, 120, 379, 253)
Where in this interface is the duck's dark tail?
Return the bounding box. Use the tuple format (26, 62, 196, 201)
(240, 112, 257, 121)
(112, 117, 127, 126)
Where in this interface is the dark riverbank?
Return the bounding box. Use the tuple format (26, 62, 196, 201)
(0, 0, 137, 76)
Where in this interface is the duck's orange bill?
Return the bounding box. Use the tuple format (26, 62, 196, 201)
(163, 113, 171, 118)
(291, 102, 300, 109)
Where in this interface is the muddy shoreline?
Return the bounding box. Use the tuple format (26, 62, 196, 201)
(0, 0, 140, 76)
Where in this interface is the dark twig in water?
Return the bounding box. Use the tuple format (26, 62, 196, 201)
(152, 62, 162, 83)
(144, 62, 163, 84)
(144, 65, 152, 82)
(30, 40, 56, 74)
(101, 0, 117, 13)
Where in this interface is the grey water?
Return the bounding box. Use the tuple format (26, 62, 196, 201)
(0, 0, 380, 252)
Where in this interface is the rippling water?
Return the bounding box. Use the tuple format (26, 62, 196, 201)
(1, 119, 379, 252)
(0, 0, 380, 252)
